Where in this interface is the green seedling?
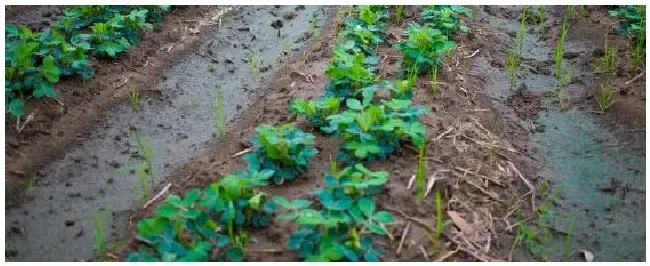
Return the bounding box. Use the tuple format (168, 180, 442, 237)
(93, 209, 110, 256)
(128, 168, 277, 261)
(5, 6, 171, 118)
(274, 163, 393, 261)
(129, 85, 139, 112)
(415, 142, 426, 203)
(505, 49, 519, 90)
(289, 96, 341, 131)
(396, 23, 455, 74)
(309, 16, 318, 37)
(554, 10, 569, 80)
(247, 51, 261, 81)
(504, 7, 527, 90)
(556, 67, 573, 109)
(562, 220, 575, 261)
(609, 6, 645, 71)
(325, 48, 379, 99)
(393, 5, 404, 24)
(323, 88, 428, 163)
(431, 66, 439, 97)
(596, 80, 614, 112)
(244, 124, 318, 185)
(132, 129, 154, 200)
(421, 5, 472, 36)
(214, 86, 226, 137)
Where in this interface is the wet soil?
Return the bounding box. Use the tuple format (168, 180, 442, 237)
(471, 5, 645, 261)
(5, 5, 645, 263)
(115, 6, 539, 262)
(5, 5, 332, 261)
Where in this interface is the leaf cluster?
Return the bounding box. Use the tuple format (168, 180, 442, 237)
(273, 163, 393, 261)
(245, 124, 318, 185)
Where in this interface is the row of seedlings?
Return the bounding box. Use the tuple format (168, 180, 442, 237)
(282, 6, 429, 261)
(6, 6, 171, 119)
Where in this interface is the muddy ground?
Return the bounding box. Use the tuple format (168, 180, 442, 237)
(4, 5, 646, 262)
(5, 5, 332, 261)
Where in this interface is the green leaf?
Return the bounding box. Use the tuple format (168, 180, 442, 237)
(249, 193, 264, 211)
(358, 197, 375, 217)
(33, 81, 57, 98)
(155, 204, 178, 218)
(372, 211, 393, 223)
(226, 247, 244, 261)
(8, 98, 25, 117)
(368, 224, 387, 235)
(41, 55, 60, 83)
(346, 98, 363, 110)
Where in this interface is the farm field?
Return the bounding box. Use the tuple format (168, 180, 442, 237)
(3, 5, 646, 262)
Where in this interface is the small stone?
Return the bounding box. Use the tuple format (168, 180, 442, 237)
(563, 51, 581, 59)
(283, 12, 297, 20)
(271, 19, 283, 29)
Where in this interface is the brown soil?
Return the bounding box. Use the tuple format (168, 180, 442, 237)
(111, 7, 538, 262)
(4, 6, 229, 207)
(506, 85, 543, 120)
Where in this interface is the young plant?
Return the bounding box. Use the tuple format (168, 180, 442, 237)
(421, 5, 473, 36)
(323, 89, 428, 163)
(129, 85, 139, 112)
(596, 80, 614, 112)
(415, 142, 427, 203)
(214, 86, 226, 137)
(562, 220, 575, 261)
(310, 15, 318, 37)
(274, 163, 393, 262)
(609, 6, 645, 70)
(325, 47, 379, 99)
(128, 169, 277, 262)
(132, 129, 154, 200)
(396, 23, 455, 74)
(393, 5, 404, 24)
(554, 11, 569, 81)
(431, 66, 439, 97)
(289, 96, 341, 130)
(93, 209, 110, 257)
(505, 49, 519, 90)
(247, 51, 261, 81)
(245, 124, 318, 185)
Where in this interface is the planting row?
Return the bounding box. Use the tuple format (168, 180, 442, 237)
(5, 5, 171, 118)
(126, 5, 471, 262)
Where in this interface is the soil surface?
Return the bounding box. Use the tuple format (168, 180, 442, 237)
(5, 5, 332, 261)
(471, 5, 645, 261)
(5, 5, 646, 262)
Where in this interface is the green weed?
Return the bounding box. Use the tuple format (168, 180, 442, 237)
(214, 86, 226, 137)
(132, 129, 154, 201)
(505, 49, 519, 90)
(393, 5, 404, 24)
(504, 7, 527, 89)
(554, 10, 569, 80)
(562, 220, 575, 261)
(431, 66, 439, 97)
(93, 209, 110, 256)
(129, 85, 139, 112)
(247, 51, 260, 81)
(415, 142, 427, 203)
(434, 186, 449, 243)
(597, 80, 614, 112)
(309, 15, 318, 37)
